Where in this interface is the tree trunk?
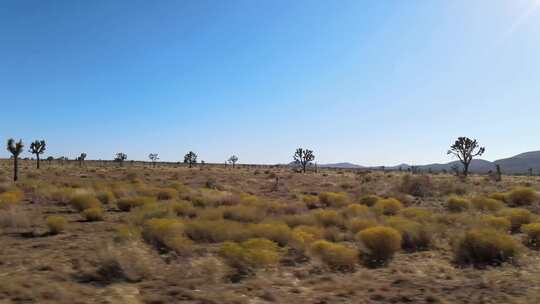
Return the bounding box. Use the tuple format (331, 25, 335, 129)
(36, 154, 40, 169)
(13, 157, 18, 182)
(463, 162, 469, 177)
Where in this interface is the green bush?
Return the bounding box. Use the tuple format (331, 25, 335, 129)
(69, 194, 102, 212)
(309, 240, 358, 270)
(250, 223, 291, 246)
(505, 187, 539, 206)
(219, 238, 281, 271)
(446, 196, 470, 212)
(46, 215, 67, 234)
(347, 218, 379, 234)
(357, 226, 401, 266)
(522, 223, 540, 249)
(342, 204, 371, 218)
(373, 198, 403, 216)
(400, 207, 432, 221)
(498, 208, 533, 232)
(454, 229, 521, 266)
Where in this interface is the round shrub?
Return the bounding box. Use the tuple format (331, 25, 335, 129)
(82, 207, 104, 221)
(385, 217, 431, 251)
(400, 207, 432, 221)
(46, 215, 67, 235)
(117, 196, 156, 212)
(522, 223, 540, 249)
(342, 204, 371, 218)
(302, 195, 320, 209)
(358, 194, 381, 207)
(373, 198, 403, 216)
(0, 190, 23, 209)
(446, 196, 470, 212)
(454, 229, 521, 266)
(314, 210, 343, 227)
(70, 195, 102, 212)
(498, 208, 533, 232)
(399, 174, 432, 197)
(318, 192, 350, 208)
(470, 196, 504, 212)
(142, 218, 191, 255)
(96, 190, 115, 205)
(357, 226, 401, 266)
(309, 240, 358, 270)
(490, 192, 507, 202)
(250, 223, 291, 246)
(156, 188, 178, 201)
(480, 216, 511, 232)
(505, 187, 539, 206)
(348, 218, 379, 234)
(219, 238, 281, 272)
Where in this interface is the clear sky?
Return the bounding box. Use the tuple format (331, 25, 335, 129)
(1, 0, 539, 165)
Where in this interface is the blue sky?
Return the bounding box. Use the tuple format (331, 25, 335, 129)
(1, 0, 539, 165)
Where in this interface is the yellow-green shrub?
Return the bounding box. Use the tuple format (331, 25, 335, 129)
(314, 210, 343, 227)
(319, 192, 349, 208)
(185, 220, 250, 243)
(399, 174, 432, 197)
(505, 187, 539, 206)
(347, 218, 378, 234)
(454, 229, 521, 266)
(250, 223, 291, 246)
(446, 196, 470, 212)
(480, 216, 511, 232)
(0, 190, 23, 209)
(222, 205, 265, 223)
(115, 224, 142, 242)
(471, 196, 504, 212)
(342, 204, 371, 218)
(117, 196, 156, 212)
(96, 190, 115, 205)
(373, 198, 403, 216)
(50, 187, 75, 204)
(46, 215, 67, 235)
(490, 192, 507, 202)
(219, 238, 281, 271)
(498, 208, 533, 232)
(309, 240, 358, 270)
(385, 217, 431, 251)
(156, 188, 178, 201)
(302, 195, 319, 208)
(357, 226, 401, 266)
(358, 194, 381, 207)
(169, 200, 196, 218)
(400, 207, 432, 221)
(82, 207, 104, 221)
(142, 218, 191, 255)
(70, 195, 102, 212)
(522, 223, 540, 249)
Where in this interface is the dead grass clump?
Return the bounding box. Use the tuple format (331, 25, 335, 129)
(318, 192, 349, 208)
(504, 187, 539, 206)
(357, 226, 401, 266)
(96, 190, 115, 204)
(169, 200, 197, 218)
(471, 196, 504, 212)
(358, 194, 381, 207)
(82, 207, 104, 221)
(156, 188, 178, 200)
(69, 194, 102, 212)
(399, 174, 432, 197)
(219, 238, 281, 272)
(117, 196, 156, 212)
(0, 207, 31, 231)
(373, 198, 403, 216)
(521, 223, 540, 249)
(95, 243, 151, 283)
(385, 217, 432, 251)
(497, 208, 534, 232)
(309, 240, 358, 270)
(454, 228, 521, 266)
(142, 218, 192, 255)
(490, 192, 507, 202)
(46, 215, 67, 234)
(446, 196, 470, 212)
(51, 187, 76, 204)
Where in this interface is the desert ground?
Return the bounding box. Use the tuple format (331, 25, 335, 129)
(2, 159, 540, 304)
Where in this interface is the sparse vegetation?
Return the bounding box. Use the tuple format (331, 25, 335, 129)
(46, 215, 67, 234)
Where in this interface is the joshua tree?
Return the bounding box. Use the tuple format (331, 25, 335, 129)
(293, 148, 315, 173)
(447, 137, 485, 177)
(114, 153, 127, 166)
(228, 155, 239, 168)
(46, 156, 54, 165)
(7, 139, 24, 181)
(184, 151, 197, 168)
(149, 153, 159, 168)
(29, 140, 46, 169)
(495, 164, 502, 182)
(77, 153, 87, 167)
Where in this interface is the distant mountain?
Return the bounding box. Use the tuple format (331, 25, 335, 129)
(317, 150, 540, 175)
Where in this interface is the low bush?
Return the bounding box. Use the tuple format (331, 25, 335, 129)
(522, 223, 540, 249)
(142, 218, 192, 255)
(222, 205, 265, 223)
(302, 195, 320, 209)
(357, 226, 401, 266)
(497, 208, 533, 232)
(347, 218, 379, 234)
(385, 217, 431, 251)
(319, 192, 349, 208)
(0, 190, 23, 209)
(342, 204, 371, 218)
(400, 207, 432, 222)
(399, 174, 432, 197)
(470, 196, 504, 212)
(156, 188, 178, 201)
(314, 210, 343, 227)
(358, 194, 381, 207)
(480, 216, 511, 232)
(169, 200, 197, 218)
(446, 196, 470, 212)
(250, 223, 291, 246)
(373, 198, 403, 216)
(490, 192, 507, 202)
(219, 238, 281, 272)
(46, 215, 67, 234)
(82, 207, 104, 221)
(454, 229, 521, 266)
(505, 187, 539, 206)
(69, 194, 102, 212)
(309, 240, 358, 270)
(185, 219, 251, 243)
(117, 196, 156, 212)
(96, 190, 115, 205)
